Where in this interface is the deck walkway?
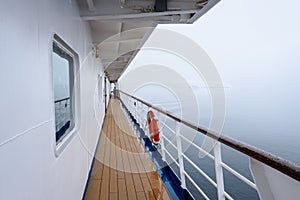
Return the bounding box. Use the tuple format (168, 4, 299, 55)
(85, 98, 171, 200)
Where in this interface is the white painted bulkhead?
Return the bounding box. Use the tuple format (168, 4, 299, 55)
(0, 0, 107, 199)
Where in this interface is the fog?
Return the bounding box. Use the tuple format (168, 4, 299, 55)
(119, 0, 300, 163)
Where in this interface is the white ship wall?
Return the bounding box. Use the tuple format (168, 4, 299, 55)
(0, 0, 106, 199)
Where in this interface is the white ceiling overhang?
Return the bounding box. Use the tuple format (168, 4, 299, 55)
(76, 0, 219, 82)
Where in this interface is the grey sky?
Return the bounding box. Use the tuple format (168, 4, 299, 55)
(120, 0, 300, 162)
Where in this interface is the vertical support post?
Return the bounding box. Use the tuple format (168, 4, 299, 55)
(136, 101, 139, 123)
(126, 96, 128, 110)
(175, 121, 186, 188)
(104, 77, 107, 113)
(141, 104, 145, 127)
(160, 129, 166, 162)
(146, 106, 150, 132)
(134, 100, 138, 121)
(137, 101, 141, 124)
(214, 142, 225, 200)
(129, 98, 132, 113)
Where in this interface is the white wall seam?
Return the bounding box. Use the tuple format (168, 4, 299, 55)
(0, 119, 52, 148)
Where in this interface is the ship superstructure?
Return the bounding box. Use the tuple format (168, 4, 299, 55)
(0, 0, 299, 200)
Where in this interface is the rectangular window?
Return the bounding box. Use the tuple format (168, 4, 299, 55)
(52, 35, 76, 145)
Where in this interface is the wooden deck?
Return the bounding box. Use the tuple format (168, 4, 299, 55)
(85, 98, 171, 200)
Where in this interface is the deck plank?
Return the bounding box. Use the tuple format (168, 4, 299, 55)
(110, 118, 118, 193)
(110, 193, 118, 200)
(136, 192, 147, 200)
(90, 160, 103, 180)
(85, 99, 171, 200)
(99, 165, 110, 200)
(124, 173, 137, 200)
(85, 179, 101, 200)
(141, 177, 156, 200)
(118, 179, 127, 200)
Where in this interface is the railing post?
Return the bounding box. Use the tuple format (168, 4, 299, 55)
(137, 101, 141, 125)
(135, 101, 138, 123)
(160, 129, 166, 162)
(175, 121, 186, 189)
(127, 96, 130, 111)
(138, 101, 141, 124)
(130, 98, 133, 115)
(214, 142, 225, 200)
(135, 100, 137, 121)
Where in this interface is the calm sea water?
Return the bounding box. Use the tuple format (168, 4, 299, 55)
(133, 86, 300, 200)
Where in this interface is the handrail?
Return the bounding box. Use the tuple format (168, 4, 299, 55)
(54, 97, 70, 103)
(118, 90, 300, 182)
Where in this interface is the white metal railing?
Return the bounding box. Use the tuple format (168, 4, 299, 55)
(119, 92, 240, 199)
(118, 90, 300, 199)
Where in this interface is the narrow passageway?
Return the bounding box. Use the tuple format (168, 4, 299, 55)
(85, 98, 171, 200)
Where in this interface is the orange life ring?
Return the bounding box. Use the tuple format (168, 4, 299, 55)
(147, 111, 160, 144)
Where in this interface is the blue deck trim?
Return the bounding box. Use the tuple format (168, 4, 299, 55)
(119, 98, 194, 200)
(82, 157, 96, 200)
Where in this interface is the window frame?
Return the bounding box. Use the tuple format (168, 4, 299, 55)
(51, 34, 80, 156)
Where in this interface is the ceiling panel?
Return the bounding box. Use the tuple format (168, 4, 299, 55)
(76, 0, 217, 82)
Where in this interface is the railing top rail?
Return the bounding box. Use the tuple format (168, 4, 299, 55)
(118, 90, 300, 182)
(54, 97, 70, 103)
